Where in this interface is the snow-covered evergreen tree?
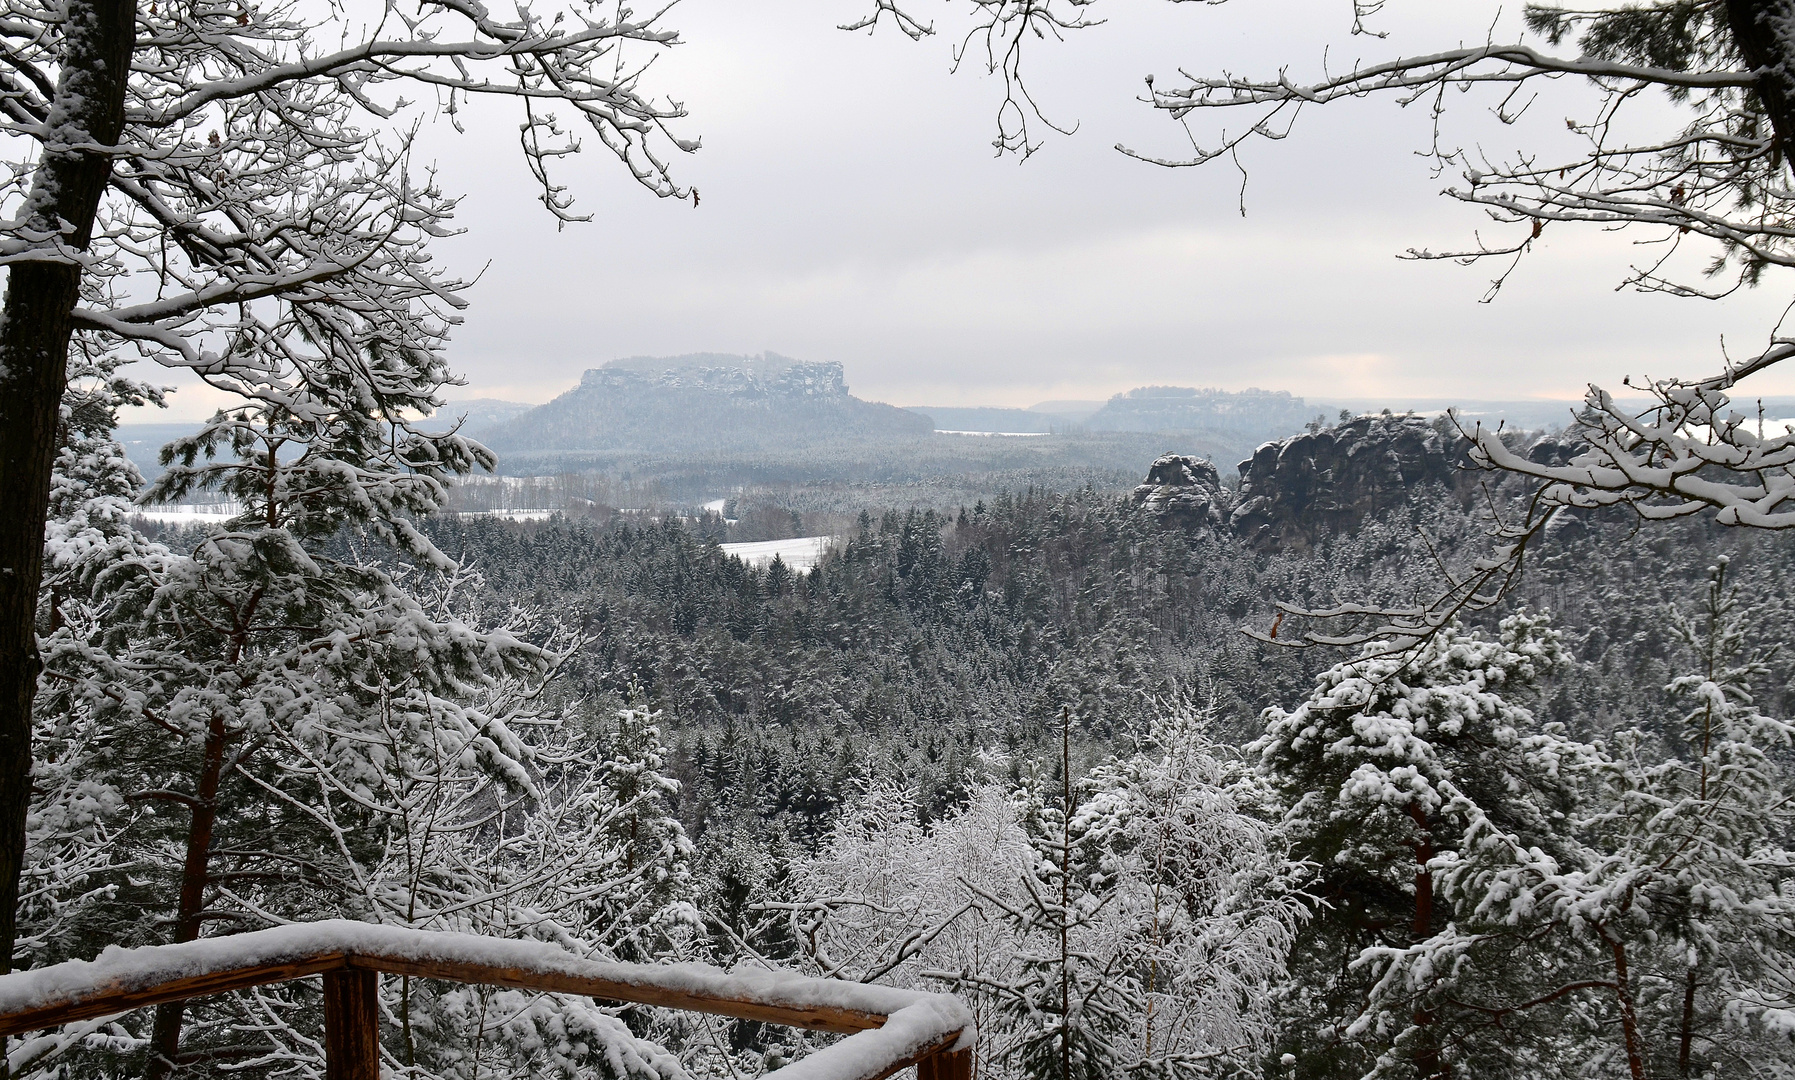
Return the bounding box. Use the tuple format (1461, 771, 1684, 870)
(986, 750, 1141, 1080)
(21, 356, 697, 1079)
(1335, 563, 1795, 1080)
(1630, 557, 1795, 1075)
(10, 350, 172, 1076)
(1559, 559, 1795, 1079)
(362, 696, 692, 1080)
(1254, 614, 1591, 1079)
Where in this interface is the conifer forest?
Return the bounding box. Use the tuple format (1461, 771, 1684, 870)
(1, 0, 1794, 1078)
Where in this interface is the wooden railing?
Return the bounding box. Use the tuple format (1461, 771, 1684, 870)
(0, 920, 973, 1080)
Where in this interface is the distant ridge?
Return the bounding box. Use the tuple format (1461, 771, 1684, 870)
(472, 352, 930, 457)
(435, 398, 536, 432)
(908, 389, 1316, 439)
(1084, 386, 1314, 441)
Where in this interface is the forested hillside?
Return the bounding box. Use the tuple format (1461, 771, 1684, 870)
(417, 464, 1795, 838)
(52, 386, 1795, 1079)
(408, 431, 1795, 1077)
(12, 0, 1795, 1073)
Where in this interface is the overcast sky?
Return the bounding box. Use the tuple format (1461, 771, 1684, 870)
(137, 0, 1795, 420)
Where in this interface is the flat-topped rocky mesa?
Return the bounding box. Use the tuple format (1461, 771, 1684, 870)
(583, 353, 853, 400)
(474, 352, 929, 456)
(1133, 414, 1483, 551)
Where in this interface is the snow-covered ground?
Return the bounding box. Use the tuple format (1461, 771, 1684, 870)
(702, 498, 728, 514)
(934, 430, 1051, 437)
(459, 509, 558, 522)
(131, 505, 239, 524)
(720, 535, 835, 571)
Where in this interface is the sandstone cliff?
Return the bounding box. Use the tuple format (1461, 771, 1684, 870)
(1131, 414, 1483, 550)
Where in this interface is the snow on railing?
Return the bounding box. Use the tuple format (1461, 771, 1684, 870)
(0, 920, 973, 1080)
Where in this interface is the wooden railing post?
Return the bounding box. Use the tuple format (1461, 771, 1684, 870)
(322, 968, 380, 1080)
(917, 1047, 972, 1080)
(0, 923, 974, 1080)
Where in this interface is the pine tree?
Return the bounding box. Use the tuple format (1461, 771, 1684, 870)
(1254, 614, 1588, 1079)
(21, 359, 700, 1077)
(1567, 558, 1795, 1078)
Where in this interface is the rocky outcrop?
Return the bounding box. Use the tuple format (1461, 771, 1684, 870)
(1131, 415, 1478, 551)
(1230, 415, 1470, 551)
(1131, 454, 1229, 531)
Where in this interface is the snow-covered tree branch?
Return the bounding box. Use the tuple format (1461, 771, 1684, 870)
(0, 0, 698, 971)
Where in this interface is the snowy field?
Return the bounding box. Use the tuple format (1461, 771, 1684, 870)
(458, 509, 558, 522)
(130, 505, 240, 524)
(719, 535, 835, 571)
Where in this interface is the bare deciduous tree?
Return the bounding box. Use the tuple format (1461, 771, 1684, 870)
(0, 0, 696, 972)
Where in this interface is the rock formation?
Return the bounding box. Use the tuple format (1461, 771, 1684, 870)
(1230, 415, 1470, 550)
(1130, 454, 1230, 532)
(1132, 414, 1479, 551)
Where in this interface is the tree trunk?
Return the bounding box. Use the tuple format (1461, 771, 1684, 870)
(1406, 803, 1443, 1080)
(1678, 966, 1699, 1077)
(1724, 0, 1795, 165)
(1605, 931, 1649, 1080)
(144, 714, 230, 1080)
(0, 0, 135, 979)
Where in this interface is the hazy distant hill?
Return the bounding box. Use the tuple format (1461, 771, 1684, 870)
(1084, 386, 1316, 442)
(435, 397, 536, 432)
(1310, 395, 1795, 432)
(1029, 400, 1105, 424)
(906, 406, 1074, 433)
(473, 352, 931, 456)
(114, 422, 203, 481)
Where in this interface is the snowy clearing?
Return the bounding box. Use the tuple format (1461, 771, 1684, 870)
(720, 536, 835, 571)
(129, 505, 239, 524)
(458, 509, 558, 522)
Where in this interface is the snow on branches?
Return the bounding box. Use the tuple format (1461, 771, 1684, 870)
(5, 0, 695, 477)
(21, 352, 714, 1079)
(1132, 0, 1795, 298)
(782, 713, 1302, 1080)
(1257, 601, 1795, 1078)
